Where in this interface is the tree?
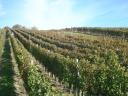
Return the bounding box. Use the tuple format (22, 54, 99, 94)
(31, 26, 38, 30)
(12, 24, 23, 29)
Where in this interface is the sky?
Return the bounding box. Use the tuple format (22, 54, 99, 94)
(0, 0, 128, 29)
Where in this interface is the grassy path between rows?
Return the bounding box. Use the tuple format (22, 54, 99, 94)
(0, 32, 28, 96)
(0, 36, 15, 96)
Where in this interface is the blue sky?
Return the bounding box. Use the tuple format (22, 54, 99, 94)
(0, 0, 128, 29)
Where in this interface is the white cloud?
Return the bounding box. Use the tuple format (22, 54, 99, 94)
(22, 0, 95, 29)
(0, 1, 5, 16)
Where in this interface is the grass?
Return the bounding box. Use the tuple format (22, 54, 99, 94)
(0, 37, 16, 96)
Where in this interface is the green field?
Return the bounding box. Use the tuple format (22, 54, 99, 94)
(0, 27, 128, 96)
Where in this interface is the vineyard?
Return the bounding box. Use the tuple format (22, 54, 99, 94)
(0, 27, 128, 96)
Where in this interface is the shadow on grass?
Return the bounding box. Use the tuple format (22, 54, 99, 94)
(0, 38, 16, 96)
